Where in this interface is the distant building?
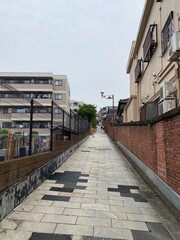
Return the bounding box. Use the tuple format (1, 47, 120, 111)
(125, 0, 180, 122)
(117, 98, 129, 123)
(70, 100, 84, 113)
(0, 72, 70, 136)
(98, 107, 107, 126)
(98, 106, 118, 127)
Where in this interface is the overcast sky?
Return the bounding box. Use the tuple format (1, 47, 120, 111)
(0, 0, 145, 110)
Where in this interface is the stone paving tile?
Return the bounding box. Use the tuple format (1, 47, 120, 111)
(127, 213, 161, 222)
(78, 182, 97, 187)
(17, 221, 57, 233)
(52, 201, 81, 209)
(44, 180, 57, 183)
(70, 193, 85, 198)
(37, 183, 64, 190)
(70, 197, 96, 204)
(81, 203, 110, 211)
(73, 189, 96, 195)
(63, 208, 95, 217)
(29, 232, 72, 240)
(123, 201, 153, 208)
(14, 204, 35, 212)
(130, 189, 140, 194)
(59, 192, 72, 197)
(138, 207, 157, 215)
(22, 198, 53, 206)
(112, 219, 149, 231)
(86, 186, 107, 191)
(42, 213, 77, 224)
(107, 192, 122, 197)
(110, 205, 140, 214)
(0, 219, 21, 230)
(0, 229, 32, 240)
(27, 193, 44, 200)
(44, 191, 62, 196)
(42, 195, 70, 202)
(32, 206, 64, 214)
(77, 216, 111, 227)
(76, 182, 89, 186)
(95, 210, 127, 220)
(7, 211, 44, 221)
(84, 194, 109, 200)
(94, 226, 133, 240)
(79, 176, 89, 179)
(33, 189, 48, 195)
(35, 185, 51, 190)
(55, 224, 93, 236)
(96, 199, 123, 206)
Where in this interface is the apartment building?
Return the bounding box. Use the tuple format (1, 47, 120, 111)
(125, 0, 180, 122)
(98, 106, 118, 127)
(0, 72, 70, 136)
(70, 100, 84, 113)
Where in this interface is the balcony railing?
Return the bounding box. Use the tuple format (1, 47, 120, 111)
(135, 59, 143, 83)
(143, 24, 157, 62)
(11, 113, 51, 121)
(0, 98, 52, 106)
(0, 83, 53, 92)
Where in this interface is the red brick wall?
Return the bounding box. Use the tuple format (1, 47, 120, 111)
(106, 114, 180, 195)
(0, 133, 87, 192)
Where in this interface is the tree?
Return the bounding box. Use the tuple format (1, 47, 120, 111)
(77, 104, 97, 126)
(0, 129, 9, 139)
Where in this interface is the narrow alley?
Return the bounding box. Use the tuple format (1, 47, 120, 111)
(0, 127, 180, 240)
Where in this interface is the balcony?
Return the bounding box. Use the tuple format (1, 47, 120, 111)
(135, 60, 143, 83)
(0, 98, 52, 106)
(143, 24, 157, 62)
(11, 113, 51, 121)
(0, 83, 53, 92)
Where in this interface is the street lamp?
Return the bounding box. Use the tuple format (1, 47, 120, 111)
(101, 92, 115, 141)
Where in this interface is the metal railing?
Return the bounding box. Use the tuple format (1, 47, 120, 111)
(0, 83, 89, 160)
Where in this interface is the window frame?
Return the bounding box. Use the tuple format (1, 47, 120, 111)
(54, 108, 62, 114)
(55, 94, 63, 100)
(55, 80, 63, 86)
(161, 11, 174, 55)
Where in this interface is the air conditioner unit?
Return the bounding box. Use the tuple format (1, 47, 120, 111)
(159, 81, 174, 101)
(168, 32, 180, 61)
(158, 98, 176, 114)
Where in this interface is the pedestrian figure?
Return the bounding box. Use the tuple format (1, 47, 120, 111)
(90, 127, 95, 137)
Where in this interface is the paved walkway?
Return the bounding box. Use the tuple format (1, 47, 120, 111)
(0, 127, 180, 240)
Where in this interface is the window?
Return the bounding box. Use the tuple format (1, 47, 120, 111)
(2, 122, 12, 128)
(24, 80, 30, 84)
(39, 80, 48, 84)
(23, 93, 31, 98)
(17, 108, 29, 113)
(135, 59, 143, 83)
(161, 11, 174, 54)
(5, 94, 11, 98)
(143, 24, 157, 62)
(55, 80, 62, 86)
(54, 108, 62, 114)
(55, 94, 62, 100)
(4, 108, 12, 114)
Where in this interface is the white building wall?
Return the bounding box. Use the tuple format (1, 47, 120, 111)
(126, 0, 180, 122)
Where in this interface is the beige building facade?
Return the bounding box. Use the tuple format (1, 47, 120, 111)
(0, 72, 70, 136)
(125, 0, 180, 122)
(70, 100, 84, 113)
